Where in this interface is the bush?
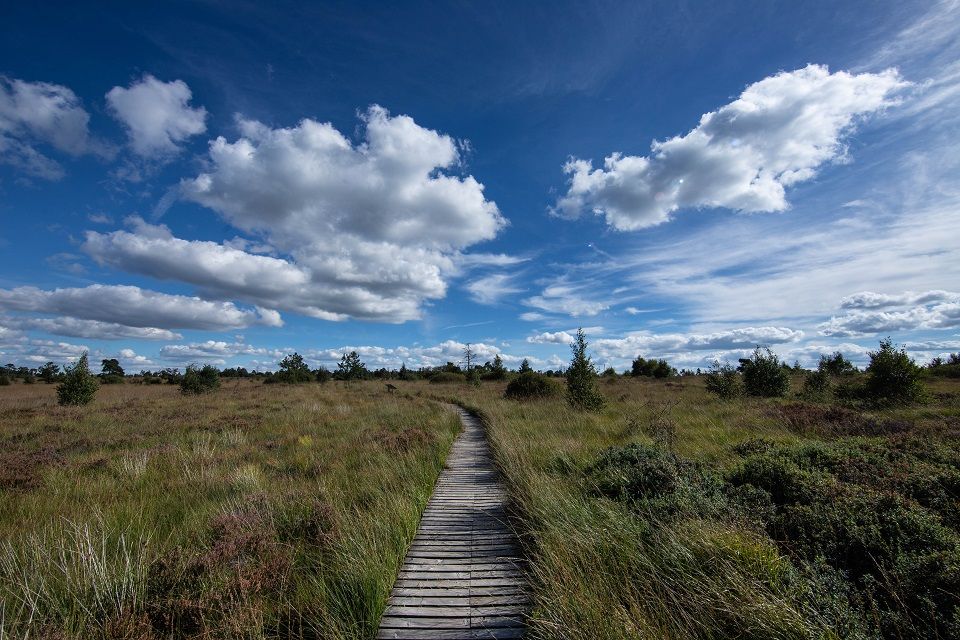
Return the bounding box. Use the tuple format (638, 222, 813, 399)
(705, 361, 742, 399)
(740, 347, 790, 397)
(0, 370, 10, 386)
(56, 353, 99, 406)
(566, 328, 604, 411)
(314, 367, 332, 383)
(429, 371, 466, 384)
(504, 371, 558, 400)
(179, 364, 220, 394)
(863, 338, 925, 405)
(800, 369, 831, 398)
(818, 351, 857, 376)
(728, 440, 960, 639)
(588, 444, 725, 518)
(631, 356, 676, 378)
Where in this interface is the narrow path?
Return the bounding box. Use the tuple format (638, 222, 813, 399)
(377, 406, 528, 639)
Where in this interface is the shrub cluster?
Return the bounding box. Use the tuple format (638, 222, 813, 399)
(728, 439, 960, 639)
(631, 356, 676, 378)
(179, 364, 221, 394)
(504, 371, 558, 400)
(591, 435, 960, 639)
(705, 361, 742, 399)
(739, 347, 790, 397)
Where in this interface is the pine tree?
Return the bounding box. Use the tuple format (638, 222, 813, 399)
(565, 328, 604, 411)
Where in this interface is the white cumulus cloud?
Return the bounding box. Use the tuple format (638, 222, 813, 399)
(0, 77, 107, 179)
(106, 75, 207, 157)
(554, 64, 908, 229)
(91, 106, 505, 322)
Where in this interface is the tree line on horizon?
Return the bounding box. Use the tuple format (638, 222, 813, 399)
(3, 334, 957, 410)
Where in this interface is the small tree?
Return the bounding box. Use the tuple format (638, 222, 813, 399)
(818, 352, 857, 376)
(314, 367, 332, 383)
(57, 353, 99, 406)
(486, 354, 507, 381)
(275, 352, 313, 383)
(100, 358, 125, 384)
(336, 351, 368, 380)
(518, 359, 533, 374)
(863, 338, 924, 405)
(705, 361, 742, 399)
(37, 362, 60, 384)
(566, 328, 604, 411)
(0, 368, 10, 386)
(180, 364, 220, 394)
(740, 347, 790, 397)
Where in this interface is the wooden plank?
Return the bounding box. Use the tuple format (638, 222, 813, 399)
(377, 406, 528, 638)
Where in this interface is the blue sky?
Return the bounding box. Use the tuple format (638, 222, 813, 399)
(1, 0, 958, 373)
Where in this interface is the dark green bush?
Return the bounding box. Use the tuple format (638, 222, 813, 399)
(179, 364, 220, 394)
(504, 371, 558, 400)
(863, 338, 925, 406)
(588, 444, 729, 520)
(729, 440, 960, 639)
(801, 369, 831, 398)
(631, 356, 676, 378)
(0, 370, 9, 386)
(705, 361, 742, 399)
(740, 347, 790, 397)
(56, 353, 99, 406)
(818, 352, 857, 376)
(429, 371, 466, 384)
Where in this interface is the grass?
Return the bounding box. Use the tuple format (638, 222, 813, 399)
(0, 380, 459, 639)
(3, 374, 958, 639)
(423, 374, 960, 640)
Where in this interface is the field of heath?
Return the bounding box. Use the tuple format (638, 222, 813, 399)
(0, 380, 459, 639)
(428, 374, 960, 640)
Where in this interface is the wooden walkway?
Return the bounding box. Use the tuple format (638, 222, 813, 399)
(378, 407, 528, 639)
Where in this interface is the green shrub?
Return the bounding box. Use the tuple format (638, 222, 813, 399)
(740, 347, 790, 397)
(56, 353, 99, 406)
(863, 338, 925, 405)
(429, 371, 466, 384)
(0, 370, 10, 386)
(818, 352, 857, 376)
(179, 364, 220, 394)
(705, 361, 742, 399)
(566, 328, 604, 411)
(801, 369, 831, 398)
(729, 440, 960, 639)
(314, 367, 332, 383)
(504, 371, 558, 400)
(631, 356, 676, 378)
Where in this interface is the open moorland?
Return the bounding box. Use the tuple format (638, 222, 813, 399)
(1, 347, 959, 640)
(0, 381, 458, 639)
